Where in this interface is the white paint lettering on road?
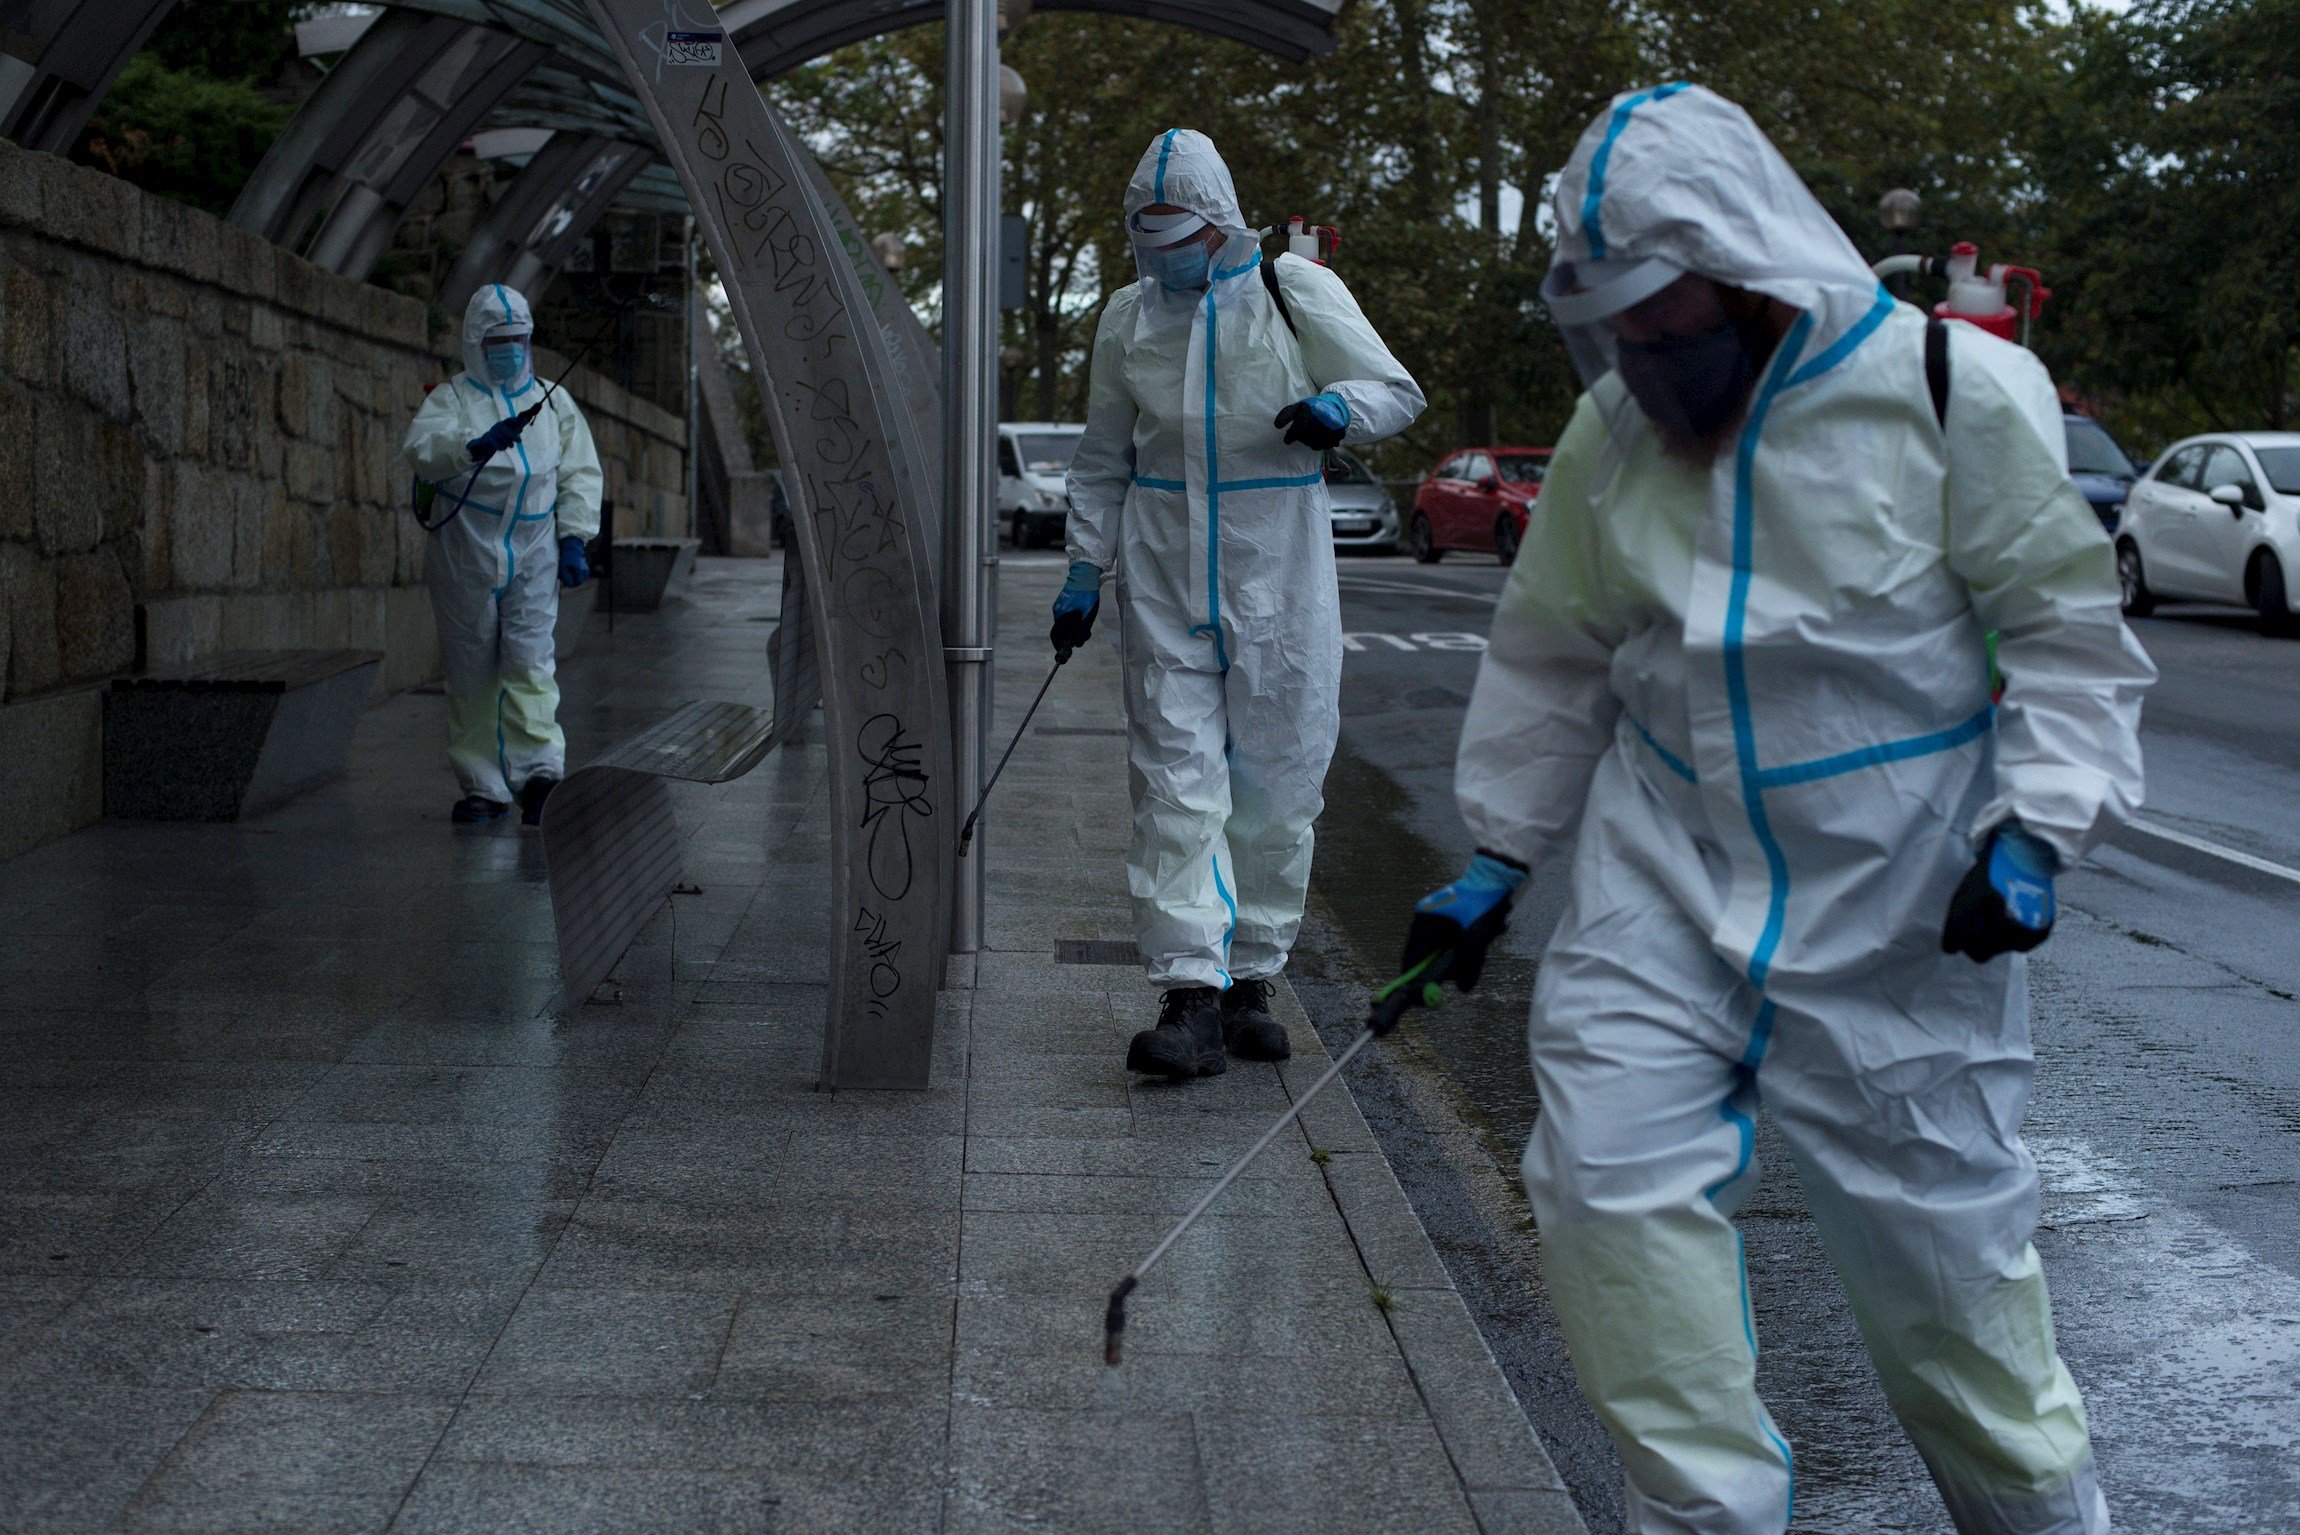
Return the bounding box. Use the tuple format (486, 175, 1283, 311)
(1412, 632, 1488, 651)
(1343, 633, 1419, 652)
(2122, 817, 2300, 889)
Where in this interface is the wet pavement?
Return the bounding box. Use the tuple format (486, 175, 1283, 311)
(1298, 553, 2300, 1532)
(0, 554, 1581, 1535)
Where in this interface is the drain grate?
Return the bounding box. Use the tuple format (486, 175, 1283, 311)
(1038, 726, 1127, 737)
(1054, 939, 1140, 966)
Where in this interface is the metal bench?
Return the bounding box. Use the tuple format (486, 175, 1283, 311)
(542, 552, 819, 1009)
(104, 649, 383, 820)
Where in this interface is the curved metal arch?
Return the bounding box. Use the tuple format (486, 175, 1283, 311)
(720, 0, 1343, 73)
(227, 10, 550, 278)
(434, 0, 1341, 351)
(0, 0, 178, 153)
(435, 131, 651, 316)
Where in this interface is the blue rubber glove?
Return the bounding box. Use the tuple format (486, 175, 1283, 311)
(1942, 822, 2058, 961)
(1399, 851, 1530, 993)
(558, 535, 590, 589)
(1274, 391, 1350, 449)
(1050, 560, 1101, 657)
(467, 415, 526, 460)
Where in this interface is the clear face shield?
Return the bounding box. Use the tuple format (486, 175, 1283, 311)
(1128, 206, 1218, 292)
(1543, 257, 1776, 466)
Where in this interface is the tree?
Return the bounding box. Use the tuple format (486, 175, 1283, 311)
(2026, 0, 2300, 436)
(73, 0, 298, 218)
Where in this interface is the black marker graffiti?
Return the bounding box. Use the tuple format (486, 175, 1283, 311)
(852, 907, 904, 1019)
(858, 712, 932, 903)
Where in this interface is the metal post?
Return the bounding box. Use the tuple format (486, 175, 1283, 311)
(685, 218, 701, 547)
(943, 0, 1000, 957)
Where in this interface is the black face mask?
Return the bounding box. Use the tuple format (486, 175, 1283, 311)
(1615, 320, 1761, 450)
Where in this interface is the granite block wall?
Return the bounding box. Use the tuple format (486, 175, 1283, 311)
(0, 139, 689, 860)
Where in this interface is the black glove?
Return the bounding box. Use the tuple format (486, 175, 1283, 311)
(1273, 392, 1349, 450)
(1941, 823, 2058, 962)
(467, 415, 526, 459)
(1049, 562, 1100, 657)
(1398, 851, 1529, 994)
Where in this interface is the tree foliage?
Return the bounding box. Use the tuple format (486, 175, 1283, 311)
(73, 0, 298, 219)
(779, 0, 2300, 464)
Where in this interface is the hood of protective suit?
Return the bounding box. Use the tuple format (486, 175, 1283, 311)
(1122, 130, 1260, 312)
(462, 283, 536, 394)
(1547, 85, 1882, 360)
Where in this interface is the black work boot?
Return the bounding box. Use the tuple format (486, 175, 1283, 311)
(1126, 986, 1226, 1080)
(1220, 977, 1291, 1061)
(451, 795, 509, 824)
(519, 774, 559, 827)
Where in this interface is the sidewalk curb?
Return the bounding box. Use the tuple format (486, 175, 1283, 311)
(1270, 980, 1589, 1535)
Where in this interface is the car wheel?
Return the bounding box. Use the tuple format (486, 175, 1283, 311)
(1409, 513, 1442, 564)
(1010, 509, 1032, 550)
(1493, 514, 1521, 568)
(2116, 541, 2155, 618)
(2251, 551, 2296, 637)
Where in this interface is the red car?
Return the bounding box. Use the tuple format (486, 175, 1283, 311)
(1408, 447, 1552, 565)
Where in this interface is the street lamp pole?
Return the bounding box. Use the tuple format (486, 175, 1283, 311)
(943, 0, 1000, 960)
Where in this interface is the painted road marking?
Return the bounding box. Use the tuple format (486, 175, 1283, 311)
(2123, 818, 2300, 889)
(1342, 632, 1487, 653)
(1337, 577, 1500, 604)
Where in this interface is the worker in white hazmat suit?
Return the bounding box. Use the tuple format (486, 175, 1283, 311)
(403, 285, 603, 825)
(1064, 129, 1424, 1077)
(1395, 87, 2154, 1533)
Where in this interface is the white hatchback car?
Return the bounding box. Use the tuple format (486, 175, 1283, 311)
(2117, 432, 2300, 634)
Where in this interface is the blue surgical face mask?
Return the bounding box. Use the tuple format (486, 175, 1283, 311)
(484, 340, 529, 383)
(1145, 239, 1213, 291)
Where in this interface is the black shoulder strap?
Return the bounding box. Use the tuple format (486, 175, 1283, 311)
(1925, 316, 1950, 430)
(1261, 256, 1296, 336)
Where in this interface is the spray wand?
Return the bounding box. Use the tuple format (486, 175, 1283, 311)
(1101, 948, 1457, 1366)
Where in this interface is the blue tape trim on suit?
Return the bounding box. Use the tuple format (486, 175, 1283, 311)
(1581, 82, 1687, 261)
(1216, 473, 1322, 491)
(1700, 999, 1794, 1518)
(492, 382, 536, 600)
(1134, 472, 1319, 493)
(1214, 249, 1261, 283)
(1187, 287, 1230, 673)
(1153, 129, 1176, 201)
(1785, 285, 1896, 388)
(1626, 712, 1698, 783)
(1724, 314, 1812, 993)
(1752, 706, 1994, 789)
(1211, 853, 1237, 988)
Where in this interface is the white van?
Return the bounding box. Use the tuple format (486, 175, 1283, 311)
(998, 421, 1087, 549)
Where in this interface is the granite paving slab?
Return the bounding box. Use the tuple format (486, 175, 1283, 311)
(0, 557, 1582, 1534)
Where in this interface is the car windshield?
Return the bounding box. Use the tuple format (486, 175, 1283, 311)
(2254, 447, 2300, 495)
(1014, 432, 1081, 474)
(1323, 450, 1374, 485)
(2064, 421, 2134, 478)
(1496, 455, 1548, 485)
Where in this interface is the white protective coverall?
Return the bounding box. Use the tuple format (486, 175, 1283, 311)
(1067, 130, 1425, 990)
(403, 286, 603, 803)
(1456, 88, 2154, 1534)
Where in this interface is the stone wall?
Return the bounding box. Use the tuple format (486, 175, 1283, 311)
(0, 138, 688, 861)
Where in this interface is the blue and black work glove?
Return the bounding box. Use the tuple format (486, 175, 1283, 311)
(1273, 391, 1349, 450)
(1941, 821, 2057, 962)
(1400, 851, 1530, 996)
(1050, 560, 1102, 659)
(468, 416, 527, 460)
(558, 535, 591, 589)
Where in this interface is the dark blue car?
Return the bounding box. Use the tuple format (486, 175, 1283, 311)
(2065, 414, 2143, 533)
